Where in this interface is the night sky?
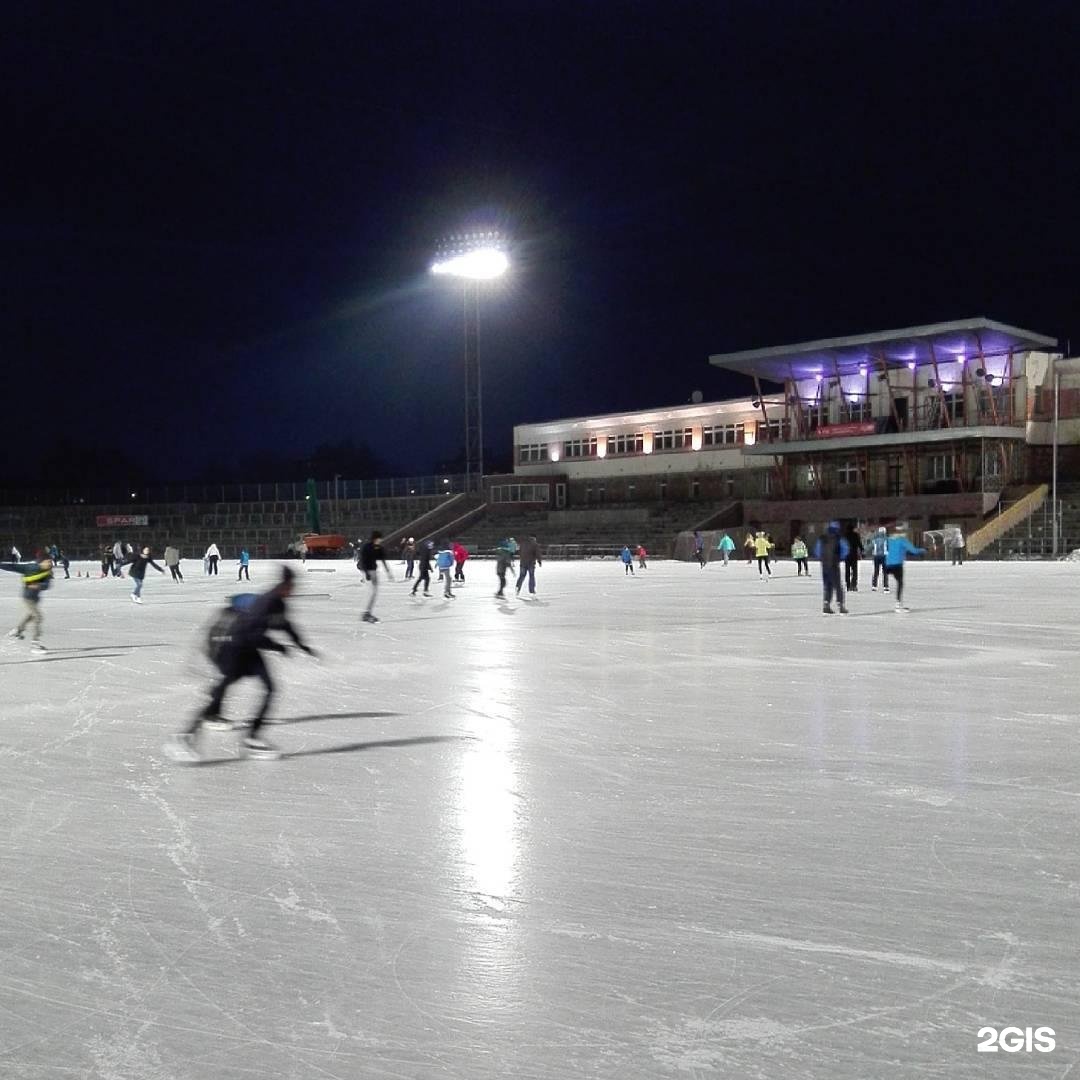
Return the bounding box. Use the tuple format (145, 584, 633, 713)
(5, 2, 1078, 486)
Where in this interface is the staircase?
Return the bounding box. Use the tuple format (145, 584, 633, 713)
(977, 482, 1080, 559)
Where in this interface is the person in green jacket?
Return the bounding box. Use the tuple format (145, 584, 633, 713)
(791, 536, 810, 576)
(716, 532, 735, 566)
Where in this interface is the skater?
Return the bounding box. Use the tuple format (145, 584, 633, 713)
(411, 540, 433, 597)
(359, 530, 393, 622)
(112, 540, 125, 576)
(844, 524, 863, 592)
(167, 565, 316, 762)
(435, 540, 455, 598)
(791, 535, 810, 576)
(814, 521, 849, 614)
(950, 527, 965, 566)
(716, 532, 735, 566)
(515, 535, 542, 597)
(57, 550, 70, 579)
(869, 527, 889, 591)
(637, 544, 648, 570)
(885, 522, 926, 612)
(754, 529, 773, 578)
(164, 544, 184, 582)
(620, 545, 635, 575)
(403, 537, 416, 579)
(3, 551, 53, 652)
(101, 546, 112, 578)
(452, 541, 469, 582)
(128, 546, 165, 603)
(743, 531, 756, 564)
(494, 538, 515, 598)
(204, 542, 221, 575)
(694, 531, 706, 568)
(238, 548, 251, 581)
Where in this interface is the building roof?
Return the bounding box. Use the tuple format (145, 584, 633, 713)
(709, 318, 1058, 383)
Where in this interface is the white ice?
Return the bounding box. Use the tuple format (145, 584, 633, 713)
(1, 556, 1078, 1078)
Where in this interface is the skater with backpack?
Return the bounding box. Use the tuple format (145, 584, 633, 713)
(166, 565, 317, 761)
(3, 552, 53, 652)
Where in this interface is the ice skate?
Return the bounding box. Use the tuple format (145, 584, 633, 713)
(894, 603, 910, 613)
(131, 594, 142, 604)
(201, 713, 234, 731)
(6, 628, 23, 640)
(839, 606, 849, 614)
(822, 604, 834, 614)
(164, 732, 202, 764)
(361, 612, 379, 623)
(30, 641, 47, 654)
(242, 736, 283, 760)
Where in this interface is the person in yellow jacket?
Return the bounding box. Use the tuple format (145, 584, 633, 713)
(753, 530, 774, 579)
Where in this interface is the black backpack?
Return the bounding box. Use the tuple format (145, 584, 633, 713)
(205, 593, 258, 669)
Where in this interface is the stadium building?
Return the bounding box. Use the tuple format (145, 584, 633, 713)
(507, 318, 1079, 551)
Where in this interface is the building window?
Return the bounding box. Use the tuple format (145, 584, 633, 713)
(702, 422, 746, 446)
(762, 470, 773, 495)
(627, 483, 636, 499)
(659, 480, 668, 500)
(846, 399, 872, 423)
(607, 432, 644, 455)
(652, 428, 693, 451)
(562, 436, 598, 459)
(725, 474, 735, 497)
(517, 443, 549, 464)
(691, 480, 701, 499)
(757, 418, 786, 443)
(928, 453, 956, 481)
(837, 460, 859, 485)
(983, 451, 1002, 477)
(943, 391, 965, 422)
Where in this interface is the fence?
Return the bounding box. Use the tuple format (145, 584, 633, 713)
(0, 474, 469, 507)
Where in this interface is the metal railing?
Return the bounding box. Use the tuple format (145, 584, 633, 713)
(0, 474, 469, 507)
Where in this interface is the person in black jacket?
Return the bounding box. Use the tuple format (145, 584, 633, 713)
(411, 540, 433, 597)
(843, 524, 864, 592)
(814, 522, 850, 615)
(167, 566, 316, 761)
(358, 530, 393, 623)
(128, 546, 164, 604)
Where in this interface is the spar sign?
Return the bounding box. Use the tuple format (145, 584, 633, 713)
(96, 515, 149, 527)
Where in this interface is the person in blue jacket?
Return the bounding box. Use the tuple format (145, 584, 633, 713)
(435, 540, 455, 598)
(238, 547, 251, 581)
(620, 545, 635, 575)
(869, 526, 890, 591)
(885, 522, 926, 612)
(813, 521, 849, 614)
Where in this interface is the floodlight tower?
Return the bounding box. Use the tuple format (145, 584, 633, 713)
(431, 230, 509, 494)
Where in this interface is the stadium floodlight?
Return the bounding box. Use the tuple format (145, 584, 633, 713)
(431, 248, 508, 280)
(431, 229, 510, 494)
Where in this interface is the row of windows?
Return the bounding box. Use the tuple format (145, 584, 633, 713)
(654, 428, 693, 450)
(489, 484, 551, 503)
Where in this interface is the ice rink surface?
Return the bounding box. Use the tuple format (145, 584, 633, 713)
(1, 555, 1078, 1079)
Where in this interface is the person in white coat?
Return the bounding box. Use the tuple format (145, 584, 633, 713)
(205, 542, 221, 576)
